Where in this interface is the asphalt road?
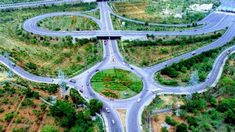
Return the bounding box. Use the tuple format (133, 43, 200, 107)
(23, 11, 234, 38)
(0, 0, 84, 10)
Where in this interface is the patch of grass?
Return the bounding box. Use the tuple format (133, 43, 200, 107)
(84, 9, 100, 20)
(93, 116, 105, 132)
(91, 69, 143, 99)
(111, 0, 220, 24)
(119, 30, 224, 67)
(38, 15, 99, 31)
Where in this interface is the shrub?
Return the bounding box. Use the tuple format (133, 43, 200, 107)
(41, 125, 58, 132)
(184, 98, 207, 112)
(88, 99, 103, 116)
(70, 89, 86, 105)
(22, 98, 34, 106)
(25, 62, 37, 71)
(224, 109, 235, 125)
(165, 115, 178, 126)
(5, 112, 14, 122)
(186, 116, 198, 127)
(50, 100, 76, 127)
(0, 108, 4, 113)
(161, 127, 168, 132)
(217, 98, 235, 112)
(176, 123, 188, 132)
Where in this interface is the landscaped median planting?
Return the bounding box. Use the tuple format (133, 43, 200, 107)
(38, 15, 99, 31)
(91, 69, 143, 99)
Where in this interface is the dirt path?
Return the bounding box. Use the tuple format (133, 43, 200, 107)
(37, 107, 48, 132)
(5, 95, 26, 131)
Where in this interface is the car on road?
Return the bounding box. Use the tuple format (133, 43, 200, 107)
(227, 50, 231, 54)
(104, 40, 108, 45)
(192, 51, 196, 55)
(105, 107, 110, 113)
(137, 98, 141, 103)
(111, 119, 115, 125)
(151, 89, 161, 94)
(12, 64, 16, 67)
(69, 79, 76, 83)
(79, 89, 83, 93)
(86, 82, 89, 86)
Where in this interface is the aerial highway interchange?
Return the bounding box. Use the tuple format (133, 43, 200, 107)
(0, 0, 235, 132)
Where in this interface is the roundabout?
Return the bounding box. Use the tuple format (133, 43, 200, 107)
(91, 68, 143, 99)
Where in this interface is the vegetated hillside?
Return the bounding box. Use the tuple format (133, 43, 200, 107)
(0, 3, 103, 77)
(111, 0, 220, 24)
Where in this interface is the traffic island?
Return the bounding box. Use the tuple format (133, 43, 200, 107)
(91, 68, 143, 99)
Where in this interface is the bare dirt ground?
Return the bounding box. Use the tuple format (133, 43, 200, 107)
(151, 112, 187, 132)
(117, 109, 127, 131)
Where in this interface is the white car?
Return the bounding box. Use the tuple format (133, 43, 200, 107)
(105, 107, 110, 113)
(69, 79, 76, 83)
(137, 98, 141, 103)
(111, 119, 115, 125)
(192, 51, 196, 55)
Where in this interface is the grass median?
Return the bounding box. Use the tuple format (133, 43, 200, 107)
(38, 15, 99, 31)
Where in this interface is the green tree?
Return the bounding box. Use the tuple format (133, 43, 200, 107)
(5, 112, 14, 122)
(25, 62, 37, 71)
(70, 89, 85, 105)
(50, 100, 76, 127)
(88, 99, 103, 116)
(176, 123, 188, 132)
(165, 115, 177, 126)
(186, 116, 198, 127)
(0, 125, 2, 132)
(224, 109, 235, 125)
(217, 98, 235, 112)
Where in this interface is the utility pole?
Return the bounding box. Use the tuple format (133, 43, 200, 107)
(187, 71, 199, 99)
(58, 70, 67, 97)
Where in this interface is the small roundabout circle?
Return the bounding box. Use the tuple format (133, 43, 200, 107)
(90, 68, 143, 99)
